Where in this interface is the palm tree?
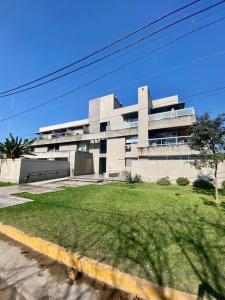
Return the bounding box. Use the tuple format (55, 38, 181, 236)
(0, 134, 36, 159)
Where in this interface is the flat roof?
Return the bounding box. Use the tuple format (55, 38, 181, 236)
(39, 119, 89, 133)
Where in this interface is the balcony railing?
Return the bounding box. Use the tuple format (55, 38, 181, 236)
(107, 121, 138, 131)
(148, 107, 195, 121)
(39, 130, 84, 140)
(149, 135, 190, 146)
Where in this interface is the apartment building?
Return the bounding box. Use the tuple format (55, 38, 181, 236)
(32, 85, 204, 182)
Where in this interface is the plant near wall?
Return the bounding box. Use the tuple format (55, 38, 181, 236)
(188, 113, 225, 205)
(176, 177, 190, 186)
(192, 178, 214, 189)
(157, 177, 171, 186)
(124, 171, 141, 184)
(0, 133, 36, 159)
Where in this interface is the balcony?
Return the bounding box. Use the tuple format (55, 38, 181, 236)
(148, 108, 195, 121)
(106, 121, 138, 131)
(39, 129, 86, 140)
(149, 135, 190, 146)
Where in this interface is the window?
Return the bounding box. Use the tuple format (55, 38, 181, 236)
(100, 122, 108, 132)
(148, 155, 199, 160)
(55, 158, 68, 161)
(47, 144, 59, 152)
(125, 135, 138, 144)
(77, 142, 86, 152)
(100, 140, 107, 153)
(125, 157, 138, 167)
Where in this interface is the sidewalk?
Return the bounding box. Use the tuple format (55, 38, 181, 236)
(0, 179, 97, 209)
(0, 233, 128, 300)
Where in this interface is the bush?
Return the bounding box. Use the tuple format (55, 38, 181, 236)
(221, 180, 225, 190)
(157, 177, 171, 186)
(193, 179, 214, 189)
(124, 172, 141, 184)
(176, 177, 190, 186)
(133, 174, 141, 183)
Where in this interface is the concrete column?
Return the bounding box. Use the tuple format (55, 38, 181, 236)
(138, 86, 152, 148)
(89, 99, 100, 134)
(69, 150, 76, 176)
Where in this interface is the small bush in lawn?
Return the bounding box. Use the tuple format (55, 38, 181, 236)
(133, 174, 141, 183)
(157, 177, 171, 186)
(221, 180, 225, 190)
(193, 178, 214, 189)
(124, 172, 141, 184)
(176, 177, 190, 186)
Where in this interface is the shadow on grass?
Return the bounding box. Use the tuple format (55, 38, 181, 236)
(26, 190, 225, 299)
(90, 208, 225, 299)
(3, 185, 225, 299)
(192, 187, 215, 199)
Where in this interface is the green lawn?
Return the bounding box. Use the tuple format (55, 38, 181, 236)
(0, 182, 225, 295)
(0, 181, 14, 187)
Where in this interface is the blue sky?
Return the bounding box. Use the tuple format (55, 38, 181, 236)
(0, 0, 225, 140)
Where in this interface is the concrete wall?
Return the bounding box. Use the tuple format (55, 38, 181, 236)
(33, 146, 48, 153)
(0, 159, 22, 183)
(131, 158, 225, 185)
(138, 86, 151, 148)
(107, 137, 125, 174)
(20, 159, 70, 183)
(89, 142, 100, 174)
(0, 158, 70, 183)
(139, 145, 198, 156)
(74, 152, 94, 175)
(148, 115, 196, 131)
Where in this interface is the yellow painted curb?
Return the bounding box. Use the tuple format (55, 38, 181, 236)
(0, 222, 197, 300)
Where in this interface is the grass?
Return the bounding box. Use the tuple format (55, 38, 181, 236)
(0, 181, 14, 187)
(0, 182, 225, 296)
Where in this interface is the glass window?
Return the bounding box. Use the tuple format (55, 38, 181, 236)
(125, 135, 138, 144)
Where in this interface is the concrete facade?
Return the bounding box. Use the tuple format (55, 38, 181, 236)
(30, 85, 225, 183)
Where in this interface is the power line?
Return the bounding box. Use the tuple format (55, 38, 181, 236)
(2, 80, 225, 139)
(184, 85, 225, 99)
(0, 0, 201, 95)
(1, 0, 224, 98)
(1, 15, 224, 122)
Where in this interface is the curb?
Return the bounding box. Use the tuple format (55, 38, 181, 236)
(0, 222, 197, 300)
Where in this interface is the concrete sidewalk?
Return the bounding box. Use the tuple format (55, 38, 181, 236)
(0, 233, 128, 300)
(0, 179, 99, 209)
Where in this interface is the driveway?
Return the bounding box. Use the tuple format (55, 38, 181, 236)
(0, 178, 102, 209)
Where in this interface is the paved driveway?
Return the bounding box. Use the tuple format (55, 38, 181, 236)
(0, 179, 99, 209)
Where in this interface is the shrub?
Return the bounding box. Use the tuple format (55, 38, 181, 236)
(192, 179, 214, 189)
(176, 177, 190, 186)
(221, 180, 225, 190)
(133, 174, 141, 183)
(157, 177, 171, 186)
(124, 172, 141, 184)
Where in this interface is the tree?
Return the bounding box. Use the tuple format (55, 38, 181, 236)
(188, 113, 225, 205)
(0, 133, 36, 159)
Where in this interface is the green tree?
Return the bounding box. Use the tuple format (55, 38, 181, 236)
(0, 133, 35, 159)
(188, 113, 225, 205)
